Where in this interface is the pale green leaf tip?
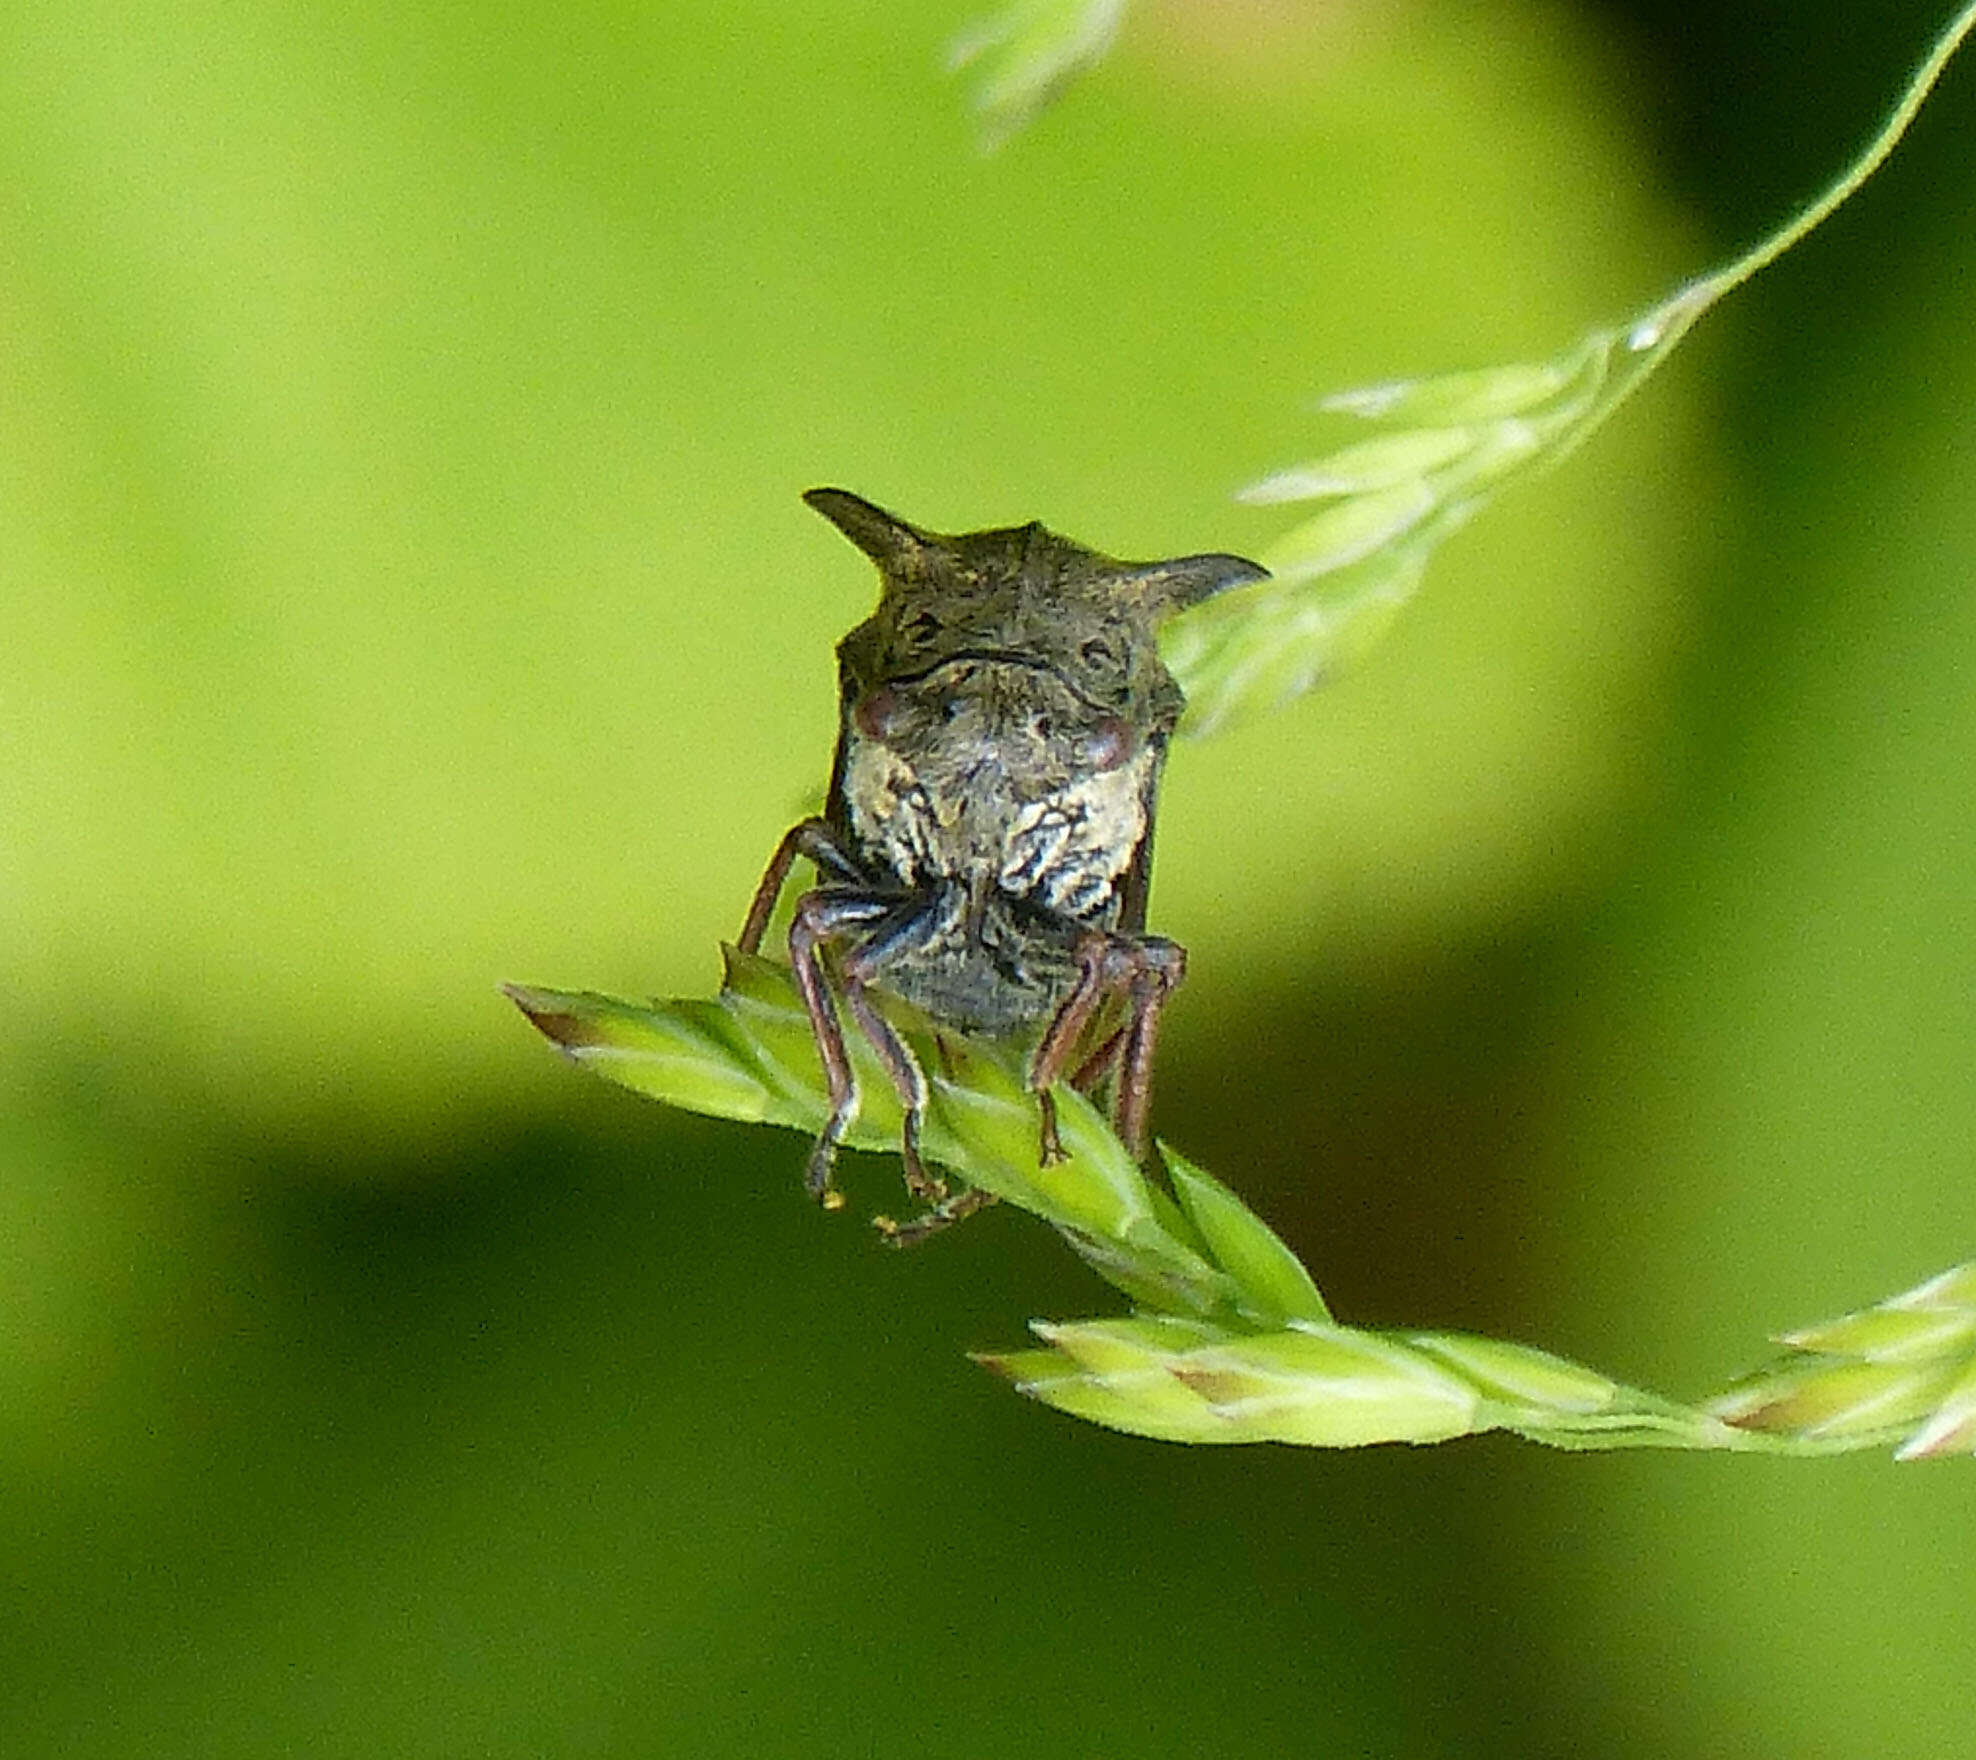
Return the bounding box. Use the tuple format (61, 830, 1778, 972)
(1702, 1262, 1976, 1458)
(1891, 1261, 1976, 1308)
(1163, 1147, 1330, 1325)
(1895, 1388, 1976, 1460)
(503, 981, 601, 1052)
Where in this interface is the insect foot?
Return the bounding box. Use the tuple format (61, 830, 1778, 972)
(872, 1187, 999, 1249)
(741, 487, 1266, 1234)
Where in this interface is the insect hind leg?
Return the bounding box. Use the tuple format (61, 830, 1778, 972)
(1027, 932, 1184, 1165)
(1025, 932, 1127, 1165)
(1112, 937, 1184, 1157)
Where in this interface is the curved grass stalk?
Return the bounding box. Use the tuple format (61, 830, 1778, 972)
(506, 964, 1976, 1459)
(948, 0, 1976, 732)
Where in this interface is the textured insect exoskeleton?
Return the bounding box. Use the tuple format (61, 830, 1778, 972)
(739, 488, 1267, 1240)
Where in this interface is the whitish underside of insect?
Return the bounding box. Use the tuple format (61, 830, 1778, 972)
(739, 487, 1267, 1242)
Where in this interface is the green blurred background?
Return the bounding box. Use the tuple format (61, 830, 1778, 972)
(4, 0, 1975, 1752)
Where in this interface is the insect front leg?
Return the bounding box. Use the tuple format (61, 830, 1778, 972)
(788, 884, 961, 1215)
(837, 891, 962, 1206)
(739, 817, 869, 954)
(786, 889, 894, 1208)
(1068, 1024, 1128, 1094)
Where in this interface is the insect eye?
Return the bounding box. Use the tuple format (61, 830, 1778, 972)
(1079, 638, 1114, 667)
(1080, 715, 1133, 774)
(853, 686, 900, 740)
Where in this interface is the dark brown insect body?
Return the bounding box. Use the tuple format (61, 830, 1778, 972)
(739, 488, 1267, 1239)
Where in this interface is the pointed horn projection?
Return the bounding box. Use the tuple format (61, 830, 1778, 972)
(802, 488, 933, 571)
(1108, 552, 1270, 618)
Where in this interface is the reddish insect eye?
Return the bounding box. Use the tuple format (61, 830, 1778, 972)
(854, 686, 900, 740)
(1080, 715, 1133, 773)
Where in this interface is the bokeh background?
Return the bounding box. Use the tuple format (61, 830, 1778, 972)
(5, 0, 1976, 1752)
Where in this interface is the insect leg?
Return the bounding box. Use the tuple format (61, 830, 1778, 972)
(739, 818, 868, 954)
(1027, 932, 1132, 1166)
(787, 889, 893, 1208)
(840, 889, 961, 1204)
(1112, 937, 1185, 1159)
(1068, 1024, 1127, 1094)
(872, 1185, 997, 1249)
(841, 984, 936, 1199)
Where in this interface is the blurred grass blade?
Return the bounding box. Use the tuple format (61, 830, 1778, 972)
(950, 0, 1127, 148)
(1162, 298, 1685, 736)
(1166, 0, 1976, 736)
